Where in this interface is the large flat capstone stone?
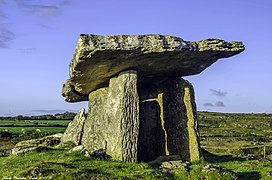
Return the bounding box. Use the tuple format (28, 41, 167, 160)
(62, 34, 244, 102)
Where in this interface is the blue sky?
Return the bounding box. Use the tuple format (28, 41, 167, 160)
(0, 0, 271, 116)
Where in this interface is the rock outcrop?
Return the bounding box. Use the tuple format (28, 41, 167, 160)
(12, 133, 62, 155)
(61, 108, 86, 146)
(62, 34, 244, 163)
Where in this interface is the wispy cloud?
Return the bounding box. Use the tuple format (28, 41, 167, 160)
(215, 101, 226, 107)
(210, 89, 227, 97)
(14, 0, 73, 19)
(203, 101, 226, 107)
(36, 24, 55, 30)
(16, 47, 36, 53)
(18, 3, 60, 18)
(0, 26, 15, 48)
(203, 102, 214, 107)
(60, 0, 73, 6)
(0, 0, 7, 19)
(0, 11, 7, 19)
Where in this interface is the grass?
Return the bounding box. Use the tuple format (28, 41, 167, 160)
(0, 112, 272, 179)
(2, 149, 269, 179)
(0, 119, 70, 134)
(0, 149, 168, 179)
(0, 148, 239, 180)
(202, 149, 272, 180)
(0, 127, 66, 134)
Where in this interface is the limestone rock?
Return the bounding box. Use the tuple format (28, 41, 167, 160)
(160, 161, 189, 173)
(11, 133, 62, 155)
(68, 145, 90, 157)
(147, 155, 182, 167)
(81, 70, 139, 162)
(61, 108, 86, 145)
(62, 80, 88, 102)
(69, 145, 85, 152)
(62, 34, 244, 102)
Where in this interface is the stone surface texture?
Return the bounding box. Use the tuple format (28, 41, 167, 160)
(11, 133, 62, 155)
(61, 108, 86, 145)
(62, 34, 244, 102)
(160, 78, 201, 162)
(81, 70, 139, 162)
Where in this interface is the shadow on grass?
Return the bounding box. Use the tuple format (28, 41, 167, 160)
(237, 172, 261, 180)
(202, 149, 262, 180)
(201, 148, 255, 163)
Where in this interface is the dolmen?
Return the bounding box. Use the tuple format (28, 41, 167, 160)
(62, 34, 244, 163)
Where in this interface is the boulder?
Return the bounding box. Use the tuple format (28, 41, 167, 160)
(11, 133, 62, 155)
(61, 108, 86, 146)
(148, 155, 182, 167)
(62, 34, 244, 102)
(68, 145, 90, 157)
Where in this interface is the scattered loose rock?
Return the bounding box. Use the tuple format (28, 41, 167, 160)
(202, 164, 238, 179)
(68, 145, 90, 157)
(11, 133, 62, 155)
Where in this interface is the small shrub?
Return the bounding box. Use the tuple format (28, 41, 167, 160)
(0, 131, 13, 138)
(19, 129, 51, 139)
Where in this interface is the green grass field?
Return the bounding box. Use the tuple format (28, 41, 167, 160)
(0, 119, 70, 133)
(0, 112, 272, 179)
(198, 112, 272, 157)
(0, 119, 70, 152)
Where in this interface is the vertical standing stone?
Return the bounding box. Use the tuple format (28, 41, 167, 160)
(160, 78, 201, 162)
(183, 82, 201, 161)
(81, 70, 139, 162)
(61, 108, 86, 146)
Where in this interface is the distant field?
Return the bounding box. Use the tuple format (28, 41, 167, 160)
(198, 112, 272, 157)
(0, 119, 71, 134)
(1, 112, 272, 157)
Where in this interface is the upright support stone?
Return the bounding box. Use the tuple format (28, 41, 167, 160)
(81, 70, 139, 162)
(161, 78, 201, 162)
(61, 108, 86, 146)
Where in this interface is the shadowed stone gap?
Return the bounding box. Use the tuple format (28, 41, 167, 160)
(138, 84, 166, 162)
